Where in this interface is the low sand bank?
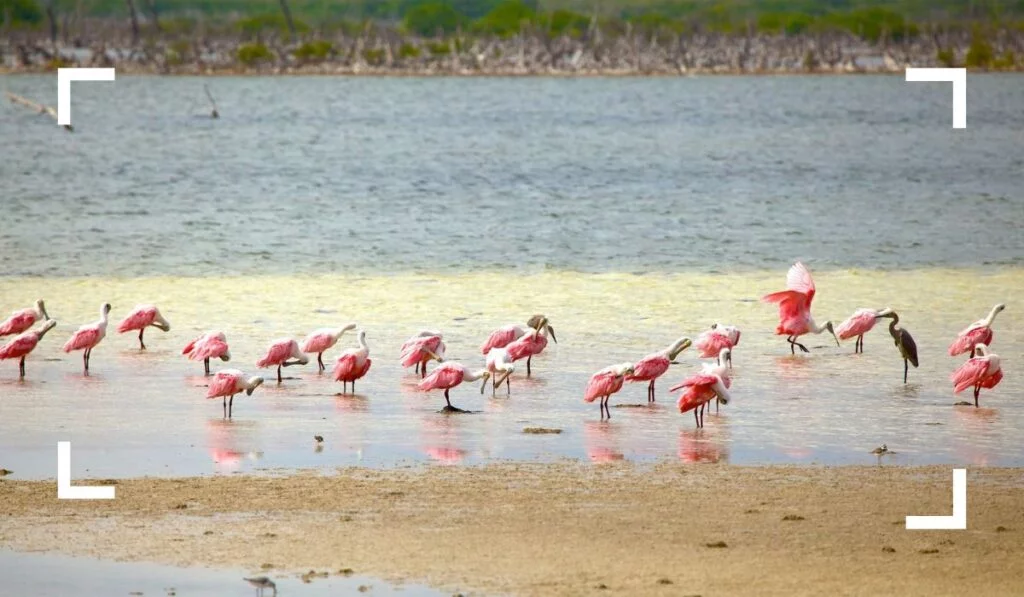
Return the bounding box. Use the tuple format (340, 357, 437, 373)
(2, 464, 1023, 596)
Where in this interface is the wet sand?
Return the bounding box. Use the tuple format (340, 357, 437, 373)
(3, 464, 1024, 596)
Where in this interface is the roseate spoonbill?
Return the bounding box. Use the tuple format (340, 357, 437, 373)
(332, 329, 371, 394)
(182, 331, 230, 375)
(62, 303, 111, 374)
(505, 323, 553, 377)
(949, 304, 1005, 357)
(762, 262, 839, 353)
(836, 307, 893, 353)
(0, 299, 49, 336)
(480, 314, 557, 355)
(627, 336, 692, 402)
(879, 311, 919, 383)
(400, 331, 445, 378)
(117, 304, 170, 350)
(670, 367, 731, 429)
(952, 344, 1003, 407)
(256, 338, 309, 383)
(207, 369, 264, 418)
(484, 347, 515, 396)
(301, 323, 357, 372)
(701, 347, 734, 414)
(418, 362, 490, 412)
(695, 324, 739, 366)
(584, 362, 635, 420)
(0, 319, 57, 378)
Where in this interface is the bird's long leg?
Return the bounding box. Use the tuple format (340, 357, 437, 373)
(506, 375, 511, 395)
(861, 335, 865, 354)
(352, 379, 356, 392)
(648, 380, 655, 403)
(421, 360, 427, 379)
(229, 395, 234, 418)
(444, 388, 452, 409)
(715, 397, 719, 413)
(19, 356, 25, 379)
(318, 353, 324, 372)
(694, 408, 699, 428)
(526, 356, 532, 377)
(204, 358, 210, 376)
(138, 328, 146, 350)
(277, 365, 282, 384)
(787, 336, 795, 354)
(222, 396, 227, 418)
(414, 361, 420, 375)
(903, 359, 909, 384)
(974, 385, 980, 408)
(83, 348, 90, 374)
(794, 338, 809, 353)
(970, 347, 976, 358)
(699, 404, 705, 428)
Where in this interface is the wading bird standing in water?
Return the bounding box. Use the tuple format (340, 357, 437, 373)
(484, 347, 515, 396)
(951, 344, 1003, 407)
(627, 336, 692, 402)
(480, 314, 557, 354)
(836, 307, 893, 353)
(117, 304, 171, 350)
(63, 303, 111, 374)
(694, 324, 739, 366)
(584, 362, 635, 419)
(505, 321, 554, 377)
(332, 329, 372, 394)
(256, 338, 309, 384)
(670, 352, 732, 429)
(182, 331, 230, 375)
(301, 323, 357, 372)
(418, 362, 491, 412)
(207, 369, 264, 418)
(0, 299, 49, 336)
(762, 261, 839, 353)
(0, 319, 57, 378)
(400, 330, 445, 377)
(878, 311, 918, 383)
(949, 304, 1005, 357)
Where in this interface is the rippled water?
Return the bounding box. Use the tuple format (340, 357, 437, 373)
(1, 75, 1022, 476)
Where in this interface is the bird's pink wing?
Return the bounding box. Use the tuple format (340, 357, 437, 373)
(948, 325, 993, 356)
(332, 353, 358, 381)
(980, 368, 1003, 389)
(182, 335, 201, 356)
(117, 307, 154, 333)
(63, 326, 100, 352)
(301, 332, 334, 353)
(481, 327, 517, 354)
(628, 355, 669, 382)
(836, 309, 878, 340)
(728, 328, 741, 346)
(0, 333, 38, 359)
(401, 336, 440, 366)
(695, 330, 731, 358)
(669, 373, 717, 393)
(357, 358, 372, 378)
(676, 386, 713, 413)
(0, 310, 35, 336)
(951, 358, 990, 394)
(190, 337, 229, 361)
(206, 372, 240, 398)
(584, 371, 621, 402)
(786, 262, 816, 304)
(418, 363, 463, 391)
(256, 341, 291, 368)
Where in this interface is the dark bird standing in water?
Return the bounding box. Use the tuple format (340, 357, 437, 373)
(880, 311, 918, 383)
(243, 576, 277, 596)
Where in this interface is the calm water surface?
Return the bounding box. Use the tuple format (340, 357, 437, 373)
(0, 75, 1022, 477)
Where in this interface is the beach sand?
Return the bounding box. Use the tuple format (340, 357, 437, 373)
(3, 464, 1023, 596)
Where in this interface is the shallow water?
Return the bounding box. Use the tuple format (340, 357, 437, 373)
(0, 550, 444, 596)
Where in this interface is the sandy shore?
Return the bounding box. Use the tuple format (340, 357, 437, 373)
(2, 464, 1023, 596)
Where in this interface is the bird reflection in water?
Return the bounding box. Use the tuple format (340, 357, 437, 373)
(206, 418, 261, 474)
(583, 420, 625, 463)
(421, 416, 467, 465)
(677, 427, 730, 464)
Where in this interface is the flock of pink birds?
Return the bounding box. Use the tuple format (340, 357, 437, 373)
(0, 262, 1007, 426)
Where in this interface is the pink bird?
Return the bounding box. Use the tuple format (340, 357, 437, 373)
(949, 304, 1005, 357)
(762, 261, 839, 354)
(418, 362, 491, 412)
(117, 304, 171, 350)
(480, 315, 557, 354)
(0, 299, 49, 337)
(626, 336, 692, 402)
(332, 329, 371, 394)
(400, 331, 445, 378)
(301, 323, 357, 372)
(694, 324, 740, 365)
(484, 347, 516, 396)
(835, 307, 894, 353)
(670, 360, 732, 429)
(62, 303, 111, 374)
(256, 338, 309, 384)
(951, 344, 1003, 407)
(505, 325, 553, 377)
(206, 368, 264, 418)
(0, 319, 57, 378)
(584, 362, 635, 419)
(182, 331, 231, 375)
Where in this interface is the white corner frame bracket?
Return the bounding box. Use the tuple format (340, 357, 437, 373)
(905, 67, 966, 129)
(57, 441, 116, 500)
(57, 68, 116, 127)
(906, 468, 966, 530)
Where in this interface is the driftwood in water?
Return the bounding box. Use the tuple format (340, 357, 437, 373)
(5, 91, 73, 131)
(203, 83, 219, 118)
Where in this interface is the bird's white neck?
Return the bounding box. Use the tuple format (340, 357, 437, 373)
(984, 306, 1003, 326)
(356, 332, 368, 351)
(464, 369, 488, 382)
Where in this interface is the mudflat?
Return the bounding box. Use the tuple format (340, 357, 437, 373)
(2, 464, 1022, 596)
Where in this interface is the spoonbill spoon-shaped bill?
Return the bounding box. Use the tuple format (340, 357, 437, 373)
(951, 344, 1003, 407)
(627, 336, 692, 402)
(256, 338, 309, 384)
(332, 329, 371, 394)
(0, 299, 49, 336)
(835, 307, 893, 354)
(400, 332, 445, 378)
(670, 370, 731, 429)
(62, 303, 111, 374)
(302, 323, 357, 372)
(418, 362, 490, 411)
(117, 304, 171, 350)
(949, 304, 1005, 357)
(879, 311, 918, 383)
(183, 331, 230, 375)
(480, 315, 557, 354)
(0, 319, 57, 378)
(695, 324, 740, 363)
(761, 261, 839, 353)
(584, 362, 635, 420)
(207, 369, 264, 418)
(484, 347, 515, 396)
(505, 325, 552, 377)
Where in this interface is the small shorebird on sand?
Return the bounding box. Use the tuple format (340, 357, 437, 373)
(243, 576, 277, 596)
